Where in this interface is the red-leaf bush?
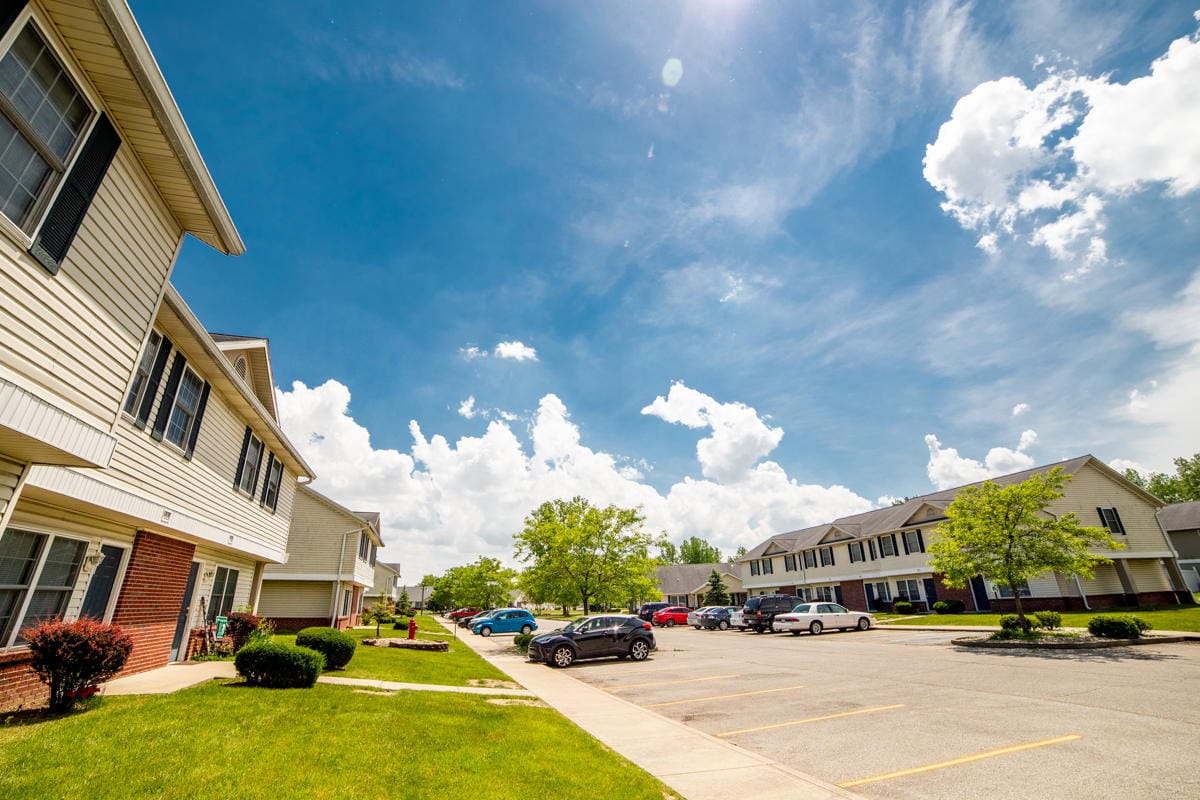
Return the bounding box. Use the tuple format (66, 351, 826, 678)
(23, 618, 133, 712)
(225, 611, 261, 652)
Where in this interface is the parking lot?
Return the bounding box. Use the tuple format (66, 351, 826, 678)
(562, 623, 1200, 799)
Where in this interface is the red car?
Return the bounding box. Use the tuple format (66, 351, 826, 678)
(651, 606, 692, 627)
(447, 607, 480, 620)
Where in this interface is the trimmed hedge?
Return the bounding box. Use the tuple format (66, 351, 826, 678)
(932, 599, 965, 615)
(1087, 614, 1150, 639)
(295, 627, 357, 670)
(234, 642, 323, 688)
(24, 618, 133, 712)
(1032, 610, 1062, 630)
(892, 600, 915, 614)
(513, 633, 533, 653)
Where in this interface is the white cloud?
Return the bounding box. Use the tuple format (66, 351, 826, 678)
(924, 18, 1200, 274)
(458, 396, 478, 419)
(1108, 457, 1147, 476)
(493, 341, 538, 361)
(1011, 403, 1030, 416)
(278, 379, 874, 579)
(924, 429, 1039, 490)
(459, 346, 487, 361)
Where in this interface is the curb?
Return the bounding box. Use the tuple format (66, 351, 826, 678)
(952, 634, 1199, 649)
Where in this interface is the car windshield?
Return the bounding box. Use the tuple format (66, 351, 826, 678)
(561, 617, 589, 633)
(791, 604, 815, 613)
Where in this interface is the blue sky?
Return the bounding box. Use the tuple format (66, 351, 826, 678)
(133, 1, 1200, 579)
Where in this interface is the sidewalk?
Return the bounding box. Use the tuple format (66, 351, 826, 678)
(445, 617, 863, 800)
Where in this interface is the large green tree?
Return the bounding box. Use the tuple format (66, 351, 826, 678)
(1123, 452, 1200, 504)
(928, 467, 1123, 630)
(656, 538, 681, 564)
(679, 537, 723, 564)
(514, 497, 659, 613)
(452, 557, 517, 609)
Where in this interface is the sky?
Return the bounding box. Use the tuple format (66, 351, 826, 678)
(132, 1, 1200, 582)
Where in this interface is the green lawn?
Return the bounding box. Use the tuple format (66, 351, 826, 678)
(272, 617, 511, 686)
(0, 681, 674, 800)
(878, 603, 1200, 632)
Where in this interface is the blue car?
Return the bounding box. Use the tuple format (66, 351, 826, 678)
(472, 608, 537, 637)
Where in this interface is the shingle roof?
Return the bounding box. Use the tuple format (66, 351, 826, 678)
(656, 562, 738, 595)
(1158, 500, 1200, 532)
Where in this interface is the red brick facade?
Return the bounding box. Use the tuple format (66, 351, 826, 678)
(111, 531, 195, 676)
(839, 579, 866, 611)
(932, 574, 977, 610)
(0, 650, 44, 711)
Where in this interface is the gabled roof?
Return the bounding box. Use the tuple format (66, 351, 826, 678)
(210, 334, 277, 421)
(297, 484, 382, 546)
(656, 562, 739, 595)
(1159, 500, 1200, 532)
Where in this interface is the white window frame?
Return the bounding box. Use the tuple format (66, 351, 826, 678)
(237, 433, 264, 495)
(206, 565, 239, 622)
(122, 330, 163, 417)
(848, 542, 864, 563)
(819, 547, 834, 567)
(895, 579, 922, 601)
(997, 579, 1032, 598)
(260, 457, 283, 511)
(0, 527, 89, 648)
(903, 530, 925, 554)
(813, 585, 833, 602)
(803, 550, 817, 569)
(784, 553, 797, 572)
(750, 560, 760, 576)
(761, 558, 773, 575)
(164, 365, 204, 449)
(78, 540, 130, 624)
(873, 581, 892, 603)
(357, 532, 371, 563)
(879, 536, 897, 557)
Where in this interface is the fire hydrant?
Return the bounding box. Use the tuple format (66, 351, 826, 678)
(407, 617, 418, 640)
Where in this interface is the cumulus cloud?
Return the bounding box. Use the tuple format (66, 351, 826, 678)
(459, 346, 487, 361)
(278, 379, 874, 579)
(494, 341, 538, 361)
(458, 396, 478, 419)
(924, 18, 1200, 275)
(1011, 403, 1030, 416)
(924, 429, 1039, 490)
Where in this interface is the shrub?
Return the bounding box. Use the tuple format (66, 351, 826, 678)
(225, 612, 261, 652)
(1088, 614, 1151, 639)
(235, 642, 323, 688)
(295, 627, 357, 670)
(1032, 611, 1062, 630)
(513, 633, 533, 652)
(24, 618, 133, 712)
(999, 614, 1028, 632)
(893, 600, 915, 614)
(933, 600, 966, 615)
(990, 628, 1044, 642)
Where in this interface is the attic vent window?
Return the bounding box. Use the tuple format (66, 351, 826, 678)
(234, 357, 248, 380)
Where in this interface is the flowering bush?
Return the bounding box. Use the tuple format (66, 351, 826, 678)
(225, 612, 262, 652)
(24, 618, 133, 712)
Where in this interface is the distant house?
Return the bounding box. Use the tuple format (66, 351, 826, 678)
(1159, 500, 1200, 593)
(656, 563, 745, 608)
(362, 561, 402, 610)
(398, 585, 433, 610)
(737, 456, 1192, 612)
(257, 486, 382, 631)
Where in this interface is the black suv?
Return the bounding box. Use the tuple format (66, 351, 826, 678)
(637, 602, 671, 622)
(742, 595, 799, 633)
(528, 615, 657, 668)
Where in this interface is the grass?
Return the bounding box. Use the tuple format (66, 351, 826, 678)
(878, 602, 1200, 632)
(272, 617, 511, 686)
(0, 681, 674, 800)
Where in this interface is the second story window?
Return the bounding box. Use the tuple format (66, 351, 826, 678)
(784, 554, 796, 572)
(848, 542, 865, 563)
(123, 331, 162, 416)
(1097, 507, 1126, 535)
(259, 456, 283, 512)
(237, 435, 263, 495)
(164, 368, 203, 448)
(803, 550, 817, 569)
(750, 560, 760, 576)
(358, 532, 370, 562)
(760, 558, 773, 575)
(819, 547, 835, 567)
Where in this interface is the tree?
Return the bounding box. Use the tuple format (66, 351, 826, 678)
(679, 536, 723, 564)
(398, 587, 411, 610)
(928, 467, 1122, 631)
(363, 599, 393, 637)
(656, 538, 681, 564)
(1123, 452, 1200, 503)
(703, 570, 730, 605)
(453, 557, 517, 609)
(514, 497, 658, 614)
(733, 546, 748, 559)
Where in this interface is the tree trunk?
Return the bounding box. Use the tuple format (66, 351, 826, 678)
(1010, 581, 1028, 632)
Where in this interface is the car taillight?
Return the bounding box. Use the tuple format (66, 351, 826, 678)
(643, 622, 652, 630)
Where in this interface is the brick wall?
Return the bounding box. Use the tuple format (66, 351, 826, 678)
(839, 579, 866, 611)
(932, 574, 977, 610)
(0, 650, 43, 711)
(111, 531, 195, 676)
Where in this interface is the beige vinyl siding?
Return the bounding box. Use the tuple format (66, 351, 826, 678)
(191, 546, 257, 625)
(1048, 463, 1171, 555)
(1026, 573, 1061, 597)
(1125, 559, 1172, 592)
(1080, 564, 1125, 595)
(0, 455, 25, 518)
(258, 581, 333, 618)
(267, 489, 362, 577)
(0, 147, 179, 430)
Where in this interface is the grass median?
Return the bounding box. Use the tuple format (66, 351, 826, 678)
(878, 602, 1200, 632)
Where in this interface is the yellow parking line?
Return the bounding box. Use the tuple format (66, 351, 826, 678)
(837, 734, 1083, 788)
(715, 704, 905, 737)
(609, 674, 739, 690)
(645, 685, 805, 708)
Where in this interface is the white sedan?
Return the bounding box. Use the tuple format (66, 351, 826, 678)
(773, 603, 874, 636)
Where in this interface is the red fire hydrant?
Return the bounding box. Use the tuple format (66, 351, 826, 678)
(407, 617, 418, 640)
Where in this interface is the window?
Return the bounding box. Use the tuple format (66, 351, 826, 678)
(341, 588, 351, 617)
(879, 535, 897, 558)
(206, 566, 238, 621)
(369, 544, 377, 567)
(1097, 507, 1126, 535)
(895, 579, 921, 601)
(0, 529, 87, 647)
(903, 530, 925, 554)
(784, 554, 796, 572)
(750, 560, 760, 576)
(79, 544, 125, 621)
(164, 367, 203, 448)
(260, 456, 283, 512)
(237, 434, 263, 495)
(0, 23, 91, 229)
(797, 587, 811, 601)
(123, 332, 162, 416)
(872, 582, 891, 603)
(812, 585, 833, 602)
(819, 547, 834, 567)
(848, 542, 864, 563)
(997, 580, 1031, 598)
(803, 550, 817, 569)
(760, 558, 773, 575)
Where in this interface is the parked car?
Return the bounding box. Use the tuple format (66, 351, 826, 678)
(688, 607, 715, 628)
(637, 601, 671, 622)
(699, 606, 741, 630)
(447, 607, 481, 620)
(527, 615, 656, 667)
(651, 606, 692, 627)
(773, 603, 875, 635)
(459, 608, 499, 628)
(742, 595, 799, 633)
(473, 608, 537, 637)
(730, 608, 746, 630)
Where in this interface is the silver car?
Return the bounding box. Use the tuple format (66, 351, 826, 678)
(687, 607, 715, 628)
(773, 602, 874, 635)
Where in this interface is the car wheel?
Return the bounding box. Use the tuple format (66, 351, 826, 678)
(738, 626, 747, 631)
(666, 619, 676, 627)
(693, 625, 701, 629)
(480, 627, 492, 637)
(718, 620, 729, 631)
(551, 645, 575, 668)
(809, 620, 823, 635)
(769, 619, 779, 633)
(520, 624, 532, 635)
(857, 617, 871, 631)
(629, 639, 650, 661)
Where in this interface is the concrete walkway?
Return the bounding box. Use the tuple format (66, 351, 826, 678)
(446, 618, 863, 800)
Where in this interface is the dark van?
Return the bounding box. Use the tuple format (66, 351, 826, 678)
(637, 602, 671, 622)
(742, 595, 799, 633)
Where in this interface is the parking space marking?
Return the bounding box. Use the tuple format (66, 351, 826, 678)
(644, 684, 805, 708)
(714, 704, 906, 737)
(837, 734, 1084, 788)
(609, 674, 739, 690)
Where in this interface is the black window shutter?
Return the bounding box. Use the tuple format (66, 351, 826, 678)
(135, 336, 172, 428)
(1096, 507, 1106, 528)
(1110, 508, 1126, 534)
(868, 540, 876, 560)
(233, 426, 252, 489)
(29, 114, 121, 275)
(0, 1, 27, 41)
(890, 534, 899, 556)
(183, 382, 210, 459)
(830, 548, 835, 567)
(916, 529, 925, 552)
(259, 453, 275, 504)
(150, 354, 185, 441)
(902, 532, 911, 555)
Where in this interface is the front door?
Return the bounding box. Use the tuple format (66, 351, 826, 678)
(865, 583, 877, 611)
(923, 578, 938, 608)
(170, 562, 199, 661)
(833, 585, 844, 605)
(969, 576, 990, 610)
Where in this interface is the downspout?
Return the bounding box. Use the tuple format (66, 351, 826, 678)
(331, 528, 364, 627)
(1073, 575, 1092, 611)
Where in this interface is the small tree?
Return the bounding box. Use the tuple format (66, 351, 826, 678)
(703, 570, 730, 605)
(25, 618, 133, 712)
(363, 600, 393, 637)
(928, 468, 1122, 631)
(398, 587, 411, 611)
